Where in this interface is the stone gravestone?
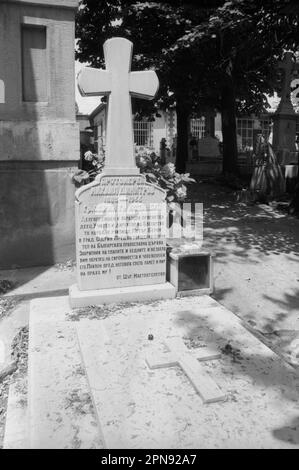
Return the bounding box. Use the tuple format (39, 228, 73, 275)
(273, 51, 299, 156)
(69, 38, 175, 307)
(197, 135, 220, 159)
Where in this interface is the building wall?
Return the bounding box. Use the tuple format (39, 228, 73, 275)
(0, 0, 79, 268)
(0, 161, 76, 267)
(77, 114, 91, 147)
(0, 0, 79, 161)
(91, 106, 107, 153)
(89, 103, 295, 175)
(77, 114, 90, 133)
(152, 112, 167, 152)
(90, 106, 170, 155)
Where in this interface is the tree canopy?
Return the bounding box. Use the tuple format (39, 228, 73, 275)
(76, 0, 299, 173)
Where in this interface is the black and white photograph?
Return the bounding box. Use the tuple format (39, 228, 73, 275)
(0, 0, 299, 452)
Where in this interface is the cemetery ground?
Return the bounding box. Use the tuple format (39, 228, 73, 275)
(1, 179, 299, 448)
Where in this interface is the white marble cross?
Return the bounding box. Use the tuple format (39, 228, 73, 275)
(77, 37, 159, 175)
(146, 337, 226, 404)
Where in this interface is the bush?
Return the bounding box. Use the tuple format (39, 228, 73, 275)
(135, 148, 194, 206)
(72, 147, 195, 206)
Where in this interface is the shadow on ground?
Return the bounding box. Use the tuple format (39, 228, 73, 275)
(272, 417, 299, 445)
(0, 266, 51, 294)
(188, 181, 299, 258)
(173, 307, 299, 446)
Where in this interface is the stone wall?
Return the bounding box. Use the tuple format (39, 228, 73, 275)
(0, 0, 79, 268)
(0, 161, 76, 267)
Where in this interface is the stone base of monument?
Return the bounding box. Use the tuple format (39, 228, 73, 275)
(69, 282, 176, 308)
(285, 164, 298, 193)
(186, 159, 222, 176)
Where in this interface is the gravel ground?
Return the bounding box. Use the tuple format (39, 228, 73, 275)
(185, 179, 299, 364)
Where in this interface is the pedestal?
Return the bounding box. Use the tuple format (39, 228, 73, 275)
(69, 282, 176, 308)
(272, 108, 297, 156)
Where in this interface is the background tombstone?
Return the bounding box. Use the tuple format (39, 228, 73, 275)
(0, 0, 79, 268)
(69, 38, 175, 306)
(203, 110, 216, 138)
(197, 135, 220, 159)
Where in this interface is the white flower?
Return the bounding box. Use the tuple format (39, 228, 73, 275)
(84, 151, 94, 161)
(175, 185, 187, 201)
(135, 155, 146, 169)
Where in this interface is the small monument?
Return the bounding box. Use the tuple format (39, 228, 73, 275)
(273, 51, 299, 159)
(197, 135, 221, 159)
(69, 38, 175, 307)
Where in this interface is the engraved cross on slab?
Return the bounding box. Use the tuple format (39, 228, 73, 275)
(146, 337, 226, 404)
(77, 37, 159, 175)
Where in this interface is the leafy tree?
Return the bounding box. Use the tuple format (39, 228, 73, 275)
(76, 1, 219, 172)
(175, 0, 299, 173)
(76, 1, 299, 174)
